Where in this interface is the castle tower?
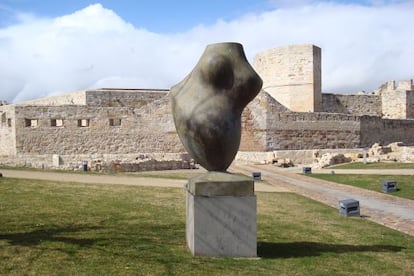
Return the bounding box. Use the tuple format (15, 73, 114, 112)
(380, 80, 414, 119)
(253, 44, 322, 112)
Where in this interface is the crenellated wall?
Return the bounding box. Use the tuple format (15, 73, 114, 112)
(379, 80, 414, 119)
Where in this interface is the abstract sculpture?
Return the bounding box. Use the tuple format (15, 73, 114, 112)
(170, 42, 262, 171)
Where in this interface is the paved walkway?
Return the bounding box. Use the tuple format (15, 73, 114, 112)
(230, 163, 414, 237)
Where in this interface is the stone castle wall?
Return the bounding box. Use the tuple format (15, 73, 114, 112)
(12, 96, 184, 156)
(242, 92, 414, 151)
(2, 88, 414, 170)
(240, 91, 288, 151)
(360, 116, 414, 146)
(322, 94, 382, 116)
(253, 44, 322, 112)
(265, 112, 361, 150)
(1, 41, 413, 170)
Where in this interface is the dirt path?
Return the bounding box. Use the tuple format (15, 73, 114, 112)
(230, 162, 414, 236)
(0, 169, 283, 192)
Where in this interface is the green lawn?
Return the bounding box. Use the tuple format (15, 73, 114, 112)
(1, 177, 414, 274)
(330, 162, 414, 170)
(308, 174, 414, 200)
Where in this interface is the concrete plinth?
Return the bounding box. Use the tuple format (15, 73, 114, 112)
(185, 172, 257, 257)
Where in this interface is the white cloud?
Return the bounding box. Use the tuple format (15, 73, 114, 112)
(0, 2, 413, 103)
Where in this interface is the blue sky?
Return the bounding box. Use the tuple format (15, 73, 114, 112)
(1, 0, 275, 32)
(0, 0, 413, 102)
(0, 0, 384, 32)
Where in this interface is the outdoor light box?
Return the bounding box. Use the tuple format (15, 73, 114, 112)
(382, 180, 397, 193)
(302, 167, 312, 174)
(252, 172, 261, 181)
(339, 199, 360, 217)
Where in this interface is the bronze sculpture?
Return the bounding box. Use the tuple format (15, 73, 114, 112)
(170, 42, 262, 171)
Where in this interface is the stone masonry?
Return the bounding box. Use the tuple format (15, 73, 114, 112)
(0, 44, 413, 170)
(380, 80, 414, 119)
(254, 44, 322, 112)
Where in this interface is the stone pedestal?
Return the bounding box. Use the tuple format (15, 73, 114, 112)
(185, 172, 257, 257)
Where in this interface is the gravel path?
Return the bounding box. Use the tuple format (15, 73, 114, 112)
(0, 169, 282, 193)
(230, 162, 414, 236)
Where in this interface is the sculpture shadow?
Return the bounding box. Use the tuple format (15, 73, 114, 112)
(0, 225, 100, 247)
(257, 241, 404, 259)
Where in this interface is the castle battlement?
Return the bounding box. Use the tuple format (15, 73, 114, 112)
(375, 79, 414, 94)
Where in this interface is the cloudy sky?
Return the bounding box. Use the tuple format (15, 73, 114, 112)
(0, 0, 413, 103)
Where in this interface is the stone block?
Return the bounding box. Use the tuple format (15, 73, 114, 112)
(187, 172, 254, 197)
(382, 180, 397, 193)
(339, 199, 360, 217)
(252, 172, 261, 180)
(302, 166, 312, 174)
(185, 172, 257, 257)
(52, 154, 60, 167)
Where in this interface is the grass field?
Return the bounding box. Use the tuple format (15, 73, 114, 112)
(307, 174, 414, 200)
(330, 162, 414, 170)
(0, 165, 200, 180)
(1, 177, 414, 274)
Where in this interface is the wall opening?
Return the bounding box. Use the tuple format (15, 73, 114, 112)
(25, 119, 38, 128)
(7, 118, 11, 127)
(51, 119, 64, 127)
(109, 118, 122, 126)
(77, 119, 90, 127)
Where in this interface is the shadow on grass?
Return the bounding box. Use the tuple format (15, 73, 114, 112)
(258, 241, 405, 258)
(0, 226, 100, 247)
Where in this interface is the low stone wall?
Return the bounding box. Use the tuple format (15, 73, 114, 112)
(102, 159, 196, 173)
(236, 148, 365, 165)
(0, 152, 194, 172)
